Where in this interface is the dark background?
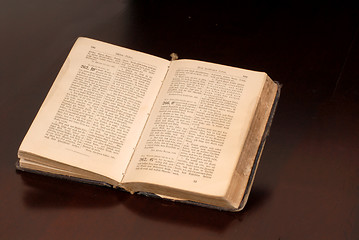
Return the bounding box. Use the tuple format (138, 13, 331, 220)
(1, 0, 358, 239)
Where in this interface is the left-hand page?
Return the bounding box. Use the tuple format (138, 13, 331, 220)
(18, 37, 170, 183)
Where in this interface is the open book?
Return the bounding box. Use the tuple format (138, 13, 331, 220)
(17, 37, 280, 211)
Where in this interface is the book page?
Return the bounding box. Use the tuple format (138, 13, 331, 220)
(19, 38, 170, 182)
(122, 59, 266, 196)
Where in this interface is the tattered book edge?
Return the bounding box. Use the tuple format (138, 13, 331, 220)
(237, 82, 281, 211)
(15, 161, 116, 189)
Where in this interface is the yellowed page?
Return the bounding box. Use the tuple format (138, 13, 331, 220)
(19, 38, 170, 183)
(122, 59, 266, 197)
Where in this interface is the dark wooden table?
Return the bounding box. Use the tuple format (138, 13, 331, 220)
(1, 1, 358, 239)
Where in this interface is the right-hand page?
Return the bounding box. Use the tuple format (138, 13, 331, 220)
(122, 59, 266, 197)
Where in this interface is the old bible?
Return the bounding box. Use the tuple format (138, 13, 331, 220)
(17, 37, 280, 211)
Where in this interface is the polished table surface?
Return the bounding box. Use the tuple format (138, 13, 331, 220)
(1, 1, 359, 239)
